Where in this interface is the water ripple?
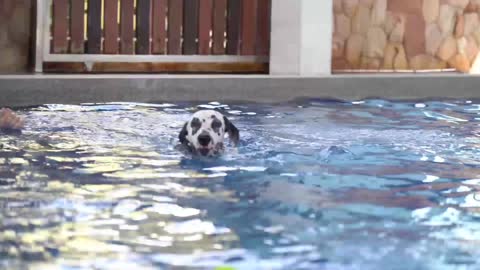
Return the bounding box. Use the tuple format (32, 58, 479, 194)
(1, 100, 480, 269)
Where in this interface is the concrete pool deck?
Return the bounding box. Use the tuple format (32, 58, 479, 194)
(0, 73, 479, 107)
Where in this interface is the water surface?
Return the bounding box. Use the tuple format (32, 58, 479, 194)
(1, 100, 480, 270)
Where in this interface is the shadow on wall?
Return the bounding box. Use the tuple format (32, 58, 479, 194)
(332, 0, 480, 73)
(0, 0, 33, 74)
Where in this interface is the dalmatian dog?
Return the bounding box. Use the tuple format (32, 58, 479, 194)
(179, 110, 239, 157)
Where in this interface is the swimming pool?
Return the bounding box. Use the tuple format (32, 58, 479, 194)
(1, 99, 479, 269)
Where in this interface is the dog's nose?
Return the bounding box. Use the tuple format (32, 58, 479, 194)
(198, 134, 211, 146)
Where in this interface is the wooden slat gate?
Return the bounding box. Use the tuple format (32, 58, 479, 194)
(35, 0, 271, 73)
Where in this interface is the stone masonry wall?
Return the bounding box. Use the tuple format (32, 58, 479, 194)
(332, 0, 480, 73)
(0, 0, 33, 73)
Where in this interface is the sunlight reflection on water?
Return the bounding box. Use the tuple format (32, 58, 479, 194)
(1, 100, 480, 269)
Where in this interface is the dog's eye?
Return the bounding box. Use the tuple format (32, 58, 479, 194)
(211, 119, 222, 131)
(190, 118, 202, 135)
(191, 118, 201, 127)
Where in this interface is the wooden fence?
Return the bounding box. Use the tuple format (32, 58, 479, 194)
(37, 0, 271, 73)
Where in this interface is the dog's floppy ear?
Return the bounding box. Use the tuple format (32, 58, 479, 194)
(223, 116, 239, 146)
(179, 122, 188, 145)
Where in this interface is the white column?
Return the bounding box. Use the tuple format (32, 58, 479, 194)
(270, 0, 333, 76)
(34, 0, 45, 73)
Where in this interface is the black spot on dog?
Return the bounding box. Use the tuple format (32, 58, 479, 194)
(211, 119, 222, 133)
(190, 117, 201, 135)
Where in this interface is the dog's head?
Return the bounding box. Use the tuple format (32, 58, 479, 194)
(179, 110, 239, 157)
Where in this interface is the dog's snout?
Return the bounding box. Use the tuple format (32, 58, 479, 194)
(198, 133, 211, 146)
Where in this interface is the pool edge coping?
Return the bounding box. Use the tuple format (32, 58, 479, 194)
(1, 74, 479, 107)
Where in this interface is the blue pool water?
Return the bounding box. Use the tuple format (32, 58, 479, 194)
(1, 100, 480, 270)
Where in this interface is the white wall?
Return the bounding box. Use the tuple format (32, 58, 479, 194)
(270, 0, 333, 76)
